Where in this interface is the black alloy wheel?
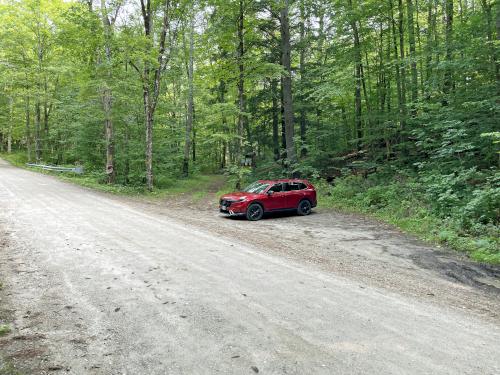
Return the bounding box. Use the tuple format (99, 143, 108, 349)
(297, 200, 312, 216)
(246, 203, 264, 221)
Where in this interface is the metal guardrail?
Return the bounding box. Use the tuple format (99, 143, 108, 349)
(26, 163, 84, 174)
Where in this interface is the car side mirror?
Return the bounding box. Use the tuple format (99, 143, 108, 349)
(267, 190, 274, 195)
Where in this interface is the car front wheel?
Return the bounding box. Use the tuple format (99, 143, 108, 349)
(297, 200, 312, 216)
(246, 203, 264, 221)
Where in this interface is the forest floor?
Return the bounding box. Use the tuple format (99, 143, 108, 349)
(0, 159, 500, 374)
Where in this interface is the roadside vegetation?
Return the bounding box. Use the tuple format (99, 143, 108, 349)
(0, 1, 498, 264)
(0, 325, 11, 337)
(0, 151, 229, 199)
(0, 362, 22, 375)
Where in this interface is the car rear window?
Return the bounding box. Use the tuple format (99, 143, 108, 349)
(285, 182, 307, 191)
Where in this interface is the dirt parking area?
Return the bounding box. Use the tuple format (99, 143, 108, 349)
(138, 191, 500, 321)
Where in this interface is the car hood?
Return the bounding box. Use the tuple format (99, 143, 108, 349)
(220, 192, 261, 201)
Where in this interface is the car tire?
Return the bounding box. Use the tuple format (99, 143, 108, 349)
(246, 203, 264, 221)
(297, 199, 312, 216)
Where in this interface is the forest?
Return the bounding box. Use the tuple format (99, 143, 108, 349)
(0, 0, 498, 262)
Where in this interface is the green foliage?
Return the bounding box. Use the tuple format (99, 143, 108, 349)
(0, 360, 22, 375)
(0, 324, 11, 337)
(0, 152, 28, 167)
(225, 165, 253, 190)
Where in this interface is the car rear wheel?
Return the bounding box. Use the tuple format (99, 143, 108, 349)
(246, 203, 264, 221)
(297, 200, 312, 216)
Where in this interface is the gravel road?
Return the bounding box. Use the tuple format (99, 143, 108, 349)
(0, 159, 499, 375)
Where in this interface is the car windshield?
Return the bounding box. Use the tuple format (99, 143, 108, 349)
(243, 182, 270, 194)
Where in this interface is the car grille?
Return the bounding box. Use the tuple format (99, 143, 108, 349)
(220, 199, 234, 207)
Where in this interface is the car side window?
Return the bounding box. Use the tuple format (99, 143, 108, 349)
(268, 183, 283, 193)
(285, 182, 306, 191)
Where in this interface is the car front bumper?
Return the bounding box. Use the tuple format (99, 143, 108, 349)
(219, 202, 247, 216)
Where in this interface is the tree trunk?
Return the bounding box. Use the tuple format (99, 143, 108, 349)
(271, 79, 280, 161)
(378, 22, 386, 114)
(237, 0, 246, 158)
(348, 0, 363, 150)
(497, 0, 500, 90)
(407, 0, 418, 113)
(480, 0, 499, 85)
(35, 10, 43, 163)
(218, 79, 227, 169)
(443, 0, 454, 97)
(7, 95, 13, 153)
(397, 0, 407, 129)
(280, 0, 296, 165)
(43, 78, 50, 155)
(192, 111, 196, 163)
(390, 0, 403, 129)
(124, 122, 130, 184)
(139, 0, 172, 191)
(415, 0, 425, 97)
(43, 103, 49, 154)
(144, 92, 154, 190)
(35, 100, 42, 162)
(103, 87, 114, 182)
(101, 0, 115, 184)
(183, 12, 195, 177)
(280, 78, 286, 152)
(25, 95, 32, 162)
(299, 0, 307, 156)
(425, 0, 437, 98)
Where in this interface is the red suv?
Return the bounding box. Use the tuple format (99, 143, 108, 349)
(219, 179, 317, 221)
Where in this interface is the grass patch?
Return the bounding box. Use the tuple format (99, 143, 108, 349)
(0, 361, 22, 375)
(0, 324, 11, 337)
(0, 152, 27, 168)
(148, 174, 223, 198)
(191, 191, 208, 202)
